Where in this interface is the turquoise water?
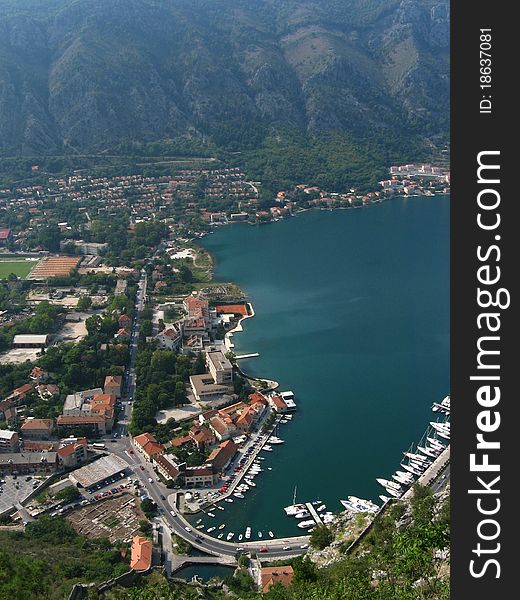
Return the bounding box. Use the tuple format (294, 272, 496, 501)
(199, 196, 450, 538)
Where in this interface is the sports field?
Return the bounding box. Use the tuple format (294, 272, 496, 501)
(0, 260, 36, 279)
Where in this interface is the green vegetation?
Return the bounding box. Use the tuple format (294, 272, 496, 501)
(0, 516, 128, 599)
(129, 342, 195, 436)
(0, 261, 34, 280)
(140, 499, 157, 519)
(54, 486, 81, 504)
(310, 524, 335, 550)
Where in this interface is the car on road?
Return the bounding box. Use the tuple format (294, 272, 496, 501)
(300, 543, 309, 549)
(185, 526, 192, 532)
(160, 494, 166, 500)
(236, 547, 245, 552)
(148, 478, 153, 483)
(259, 547, 269, 553)
(283, 546, 292, 551)
(140, 466, 145, 470)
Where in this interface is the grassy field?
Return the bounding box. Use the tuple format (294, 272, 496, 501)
(0, 260, 35, 279)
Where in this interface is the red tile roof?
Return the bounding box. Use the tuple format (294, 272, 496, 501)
(130, 536, 153, 572)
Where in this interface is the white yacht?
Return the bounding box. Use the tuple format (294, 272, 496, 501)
(284, 503, 306, 516)
(245, 527, 252, 539)
(226, 532, 235, 541)
(297, 519, 315, 529)
(268, 531, 274, 538)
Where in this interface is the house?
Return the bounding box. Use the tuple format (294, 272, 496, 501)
(0, 228, 12, 245)
(0, 429, 19, 452)
(183, 465, 216, 487)
(188, 426, 215, 450)
(12, 334, 49, 349)
(118, 314, 132, 330)
(20, 418, 54, 440)
(133, 432, 164, 461)
(30, 367, 48, 383)
(206, 351, 233, 385)
(259, 566, 294, 593)
(0, 451, 58, 475)
(11, 383, 34, 399)
(156, 326, 182, 351)
(206, 439, 237, 472)
(153, 453, 181, 482)
(104, 375, 122, 398)
(209, 415, 235, 442)
(183, 294, 209, 323)
(36, 384, 60, 400)
(130, 536, 153, 572)
(114, 279, 128, 296)
(114, 328, 130, 341)
(57, 437, 88, 468)
(0, 399, 17, 426)
(63, 388, 104, 415)
(268, 394, 288, 413)
(56, 415, 107, 435)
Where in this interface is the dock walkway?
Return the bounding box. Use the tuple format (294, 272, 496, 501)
(402, 444, 450, 500)
(305, 502, 323, 525)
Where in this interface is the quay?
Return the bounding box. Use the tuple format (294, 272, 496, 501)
(305, 502, 323, 526)
(203, 415, 285, 508)
(402, 444, 450, 500)
(170, 554, 236, 574)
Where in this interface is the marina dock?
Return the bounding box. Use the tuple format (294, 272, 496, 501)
(234, 353, 260, 359)
(305, 502, 323, 525)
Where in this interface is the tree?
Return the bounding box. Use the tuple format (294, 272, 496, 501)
(310, 524, 334, 550)
(77, 296, 92, 310)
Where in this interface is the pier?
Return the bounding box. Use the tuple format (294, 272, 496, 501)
(305, 502, 323, 525)
(234, 353, 260, 359)
(401, 444, 450, 500)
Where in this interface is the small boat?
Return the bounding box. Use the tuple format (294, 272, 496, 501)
(224, 498, 233, 503)
(217, 533, 224, 539)
(216, 505, 225, 511)
(218, 524, 226, 530)
(294, 510, 311, 519)
(233, 493, 245, 499)
(226, 532, 235, 541)
(427, 437, 445, 450)
(317, 505, 327, 512)
(267, 467, 273, 471)
(297, 520, 315, 529)
(245, 479, 256, 487)
(207, 527, 216, 533)
(284, 503, 306, 516)
(263, 446, 273, 452)
(196, 519, 202, 524)
(268, 531, 274, 538)
(258, 531, 262, 538)
(238, 534, 243, 541)
(196, 524, 205, 529)
(245, 527, 251, 539)
(207, 512, 216, 518)
(376, 478, 402, 491)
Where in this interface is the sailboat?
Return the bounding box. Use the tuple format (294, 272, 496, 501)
(284, 485, 305, 515)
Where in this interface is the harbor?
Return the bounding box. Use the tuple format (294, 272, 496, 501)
(200, 198, 450, 538)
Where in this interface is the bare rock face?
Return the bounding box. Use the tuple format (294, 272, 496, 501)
(0, 0, 449, 155)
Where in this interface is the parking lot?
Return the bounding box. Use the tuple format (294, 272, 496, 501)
(0, 475, 44, 516)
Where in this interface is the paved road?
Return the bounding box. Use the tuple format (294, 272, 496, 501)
(102, 266, 309, 560)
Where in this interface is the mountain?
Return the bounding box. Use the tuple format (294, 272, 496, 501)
(0, 0, 449, 157)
